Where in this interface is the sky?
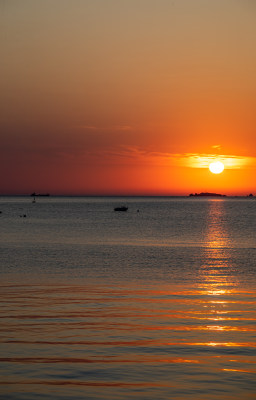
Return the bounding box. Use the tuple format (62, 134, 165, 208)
(1, 0, 256, 195)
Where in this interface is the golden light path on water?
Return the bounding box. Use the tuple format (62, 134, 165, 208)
(197, 199, 255, 355)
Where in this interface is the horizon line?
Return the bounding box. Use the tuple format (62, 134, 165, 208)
(0, 193, 254, 198)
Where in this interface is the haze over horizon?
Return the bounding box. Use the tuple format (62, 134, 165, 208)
(1, 0, 256, 196)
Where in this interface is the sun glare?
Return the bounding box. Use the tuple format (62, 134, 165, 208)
(209, 161, 224, 174)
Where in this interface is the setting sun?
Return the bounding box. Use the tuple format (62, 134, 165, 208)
(209, 161, 225, 174)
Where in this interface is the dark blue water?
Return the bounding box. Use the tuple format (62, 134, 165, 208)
(0, 197, 255, 399)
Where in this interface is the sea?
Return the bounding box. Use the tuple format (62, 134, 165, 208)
(0, 196, 255, 400)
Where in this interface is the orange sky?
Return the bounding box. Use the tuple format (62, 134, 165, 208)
(1, 0, 256, 195)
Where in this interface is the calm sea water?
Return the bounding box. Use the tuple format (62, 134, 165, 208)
(0, 196, 255, 400)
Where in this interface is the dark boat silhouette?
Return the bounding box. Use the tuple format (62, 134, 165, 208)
(114, 206, 128, 212)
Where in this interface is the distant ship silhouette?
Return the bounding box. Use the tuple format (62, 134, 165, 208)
(31, 192, 50, 197)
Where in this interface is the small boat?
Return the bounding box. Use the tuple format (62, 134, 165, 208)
(114, 206, 128, 212)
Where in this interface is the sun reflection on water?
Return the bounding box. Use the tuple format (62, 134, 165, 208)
(200, 199, 236, 297)
(193, 199, 256, 372)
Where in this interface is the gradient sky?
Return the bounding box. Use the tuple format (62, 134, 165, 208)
(1, 0, 256, 195)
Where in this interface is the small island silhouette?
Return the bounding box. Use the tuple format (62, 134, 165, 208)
(189, 192, 226, 197)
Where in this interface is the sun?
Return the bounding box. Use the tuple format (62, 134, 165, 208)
(209, 161, 224, 174)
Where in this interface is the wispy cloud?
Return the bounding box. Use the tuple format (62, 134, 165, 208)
(89, 146, 256, 169)
(113, 125, 133, 131)
(74, 125, 97, 130)
(179, 153, 256, 169)
(211, 144, 222, 151)
(72, 124, 133, 132)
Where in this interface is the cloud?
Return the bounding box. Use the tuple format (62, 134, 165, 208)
(211, 145, 222, 151)
(113, 125, 133, 132)
(180, 153, 256, 169)
(73, 125, 97, 130)
(88, 146, 256, 170)
(72, 124, 133, 132)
